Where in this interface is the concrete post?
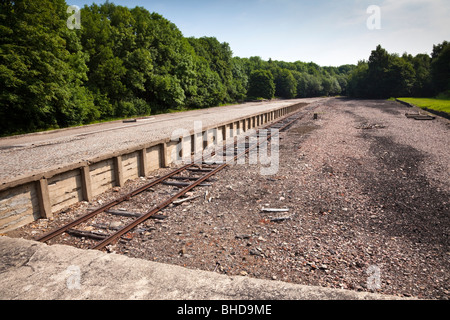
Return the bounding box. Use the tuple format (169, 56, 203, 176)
(160, 143, 169, 168)
(139, 148, 148, 177)
(80, 166, 93, 202)
(114, 156, 124, 187)
(36, 178, 53, 219)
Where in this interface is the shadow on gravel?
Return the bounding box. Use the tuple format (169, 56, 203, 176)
(361, 135, 449, 247)
(337, 97, 403, 116)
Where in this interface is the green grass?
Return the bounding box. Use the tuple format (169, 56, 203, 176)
(397, 97, 450, 114)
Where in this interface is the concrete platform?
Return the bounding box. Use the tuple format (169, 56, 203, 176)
(0, 99, 315, 234)
(0, 236, 407, 300)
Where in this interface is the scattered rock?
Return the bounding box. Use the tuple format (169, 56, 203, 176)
(109, 221, 122, 229)
(11, 99, 448, 300)
(235, 234, 251, 240)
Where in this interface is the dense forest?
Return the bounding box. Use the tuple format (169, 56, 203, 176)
(348, 43, 450, 99)
(1, 0, 449, 135)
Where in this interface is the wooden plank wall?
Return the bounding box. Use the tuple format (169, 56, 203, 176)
(0, 183, 40, 233)
(0, 103, 306, 233)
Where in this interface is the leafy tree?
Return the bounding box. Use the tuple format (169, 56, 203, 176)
(328, 76, 342, 96)
(387, 55, 415, 97)
(366, 45, 393, 98)
(187, 37, 235, 103)
(247, 70, 275, 99)
(0, 0, 94, 134)
(188, 57, 225, 107)
(431, 41, 450, 94)
(355, 45, 416, 98)
(81, 4, 195, 114)
(247, 56, 266, 71)
(80, 3, 132, 115)
(229, 57, 249, 101)
(306, 74, 324, 97)
(410, 54, 433, 97)
(347, 61, 370, 98)
(293, 72, 308, 98)
(336, 74, 349, 96)
(274, 69, 297, 99)
(321, 76, 333, 96)
(346, 44, 450, 99)
(293, 73, 323, 98)
(12, 1, 449, 136)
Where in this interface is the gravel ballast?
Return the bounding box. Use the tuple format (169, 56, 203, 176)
(7, 98, 449, 300)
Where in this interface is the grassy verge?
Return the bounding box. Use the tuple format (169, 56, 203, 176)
(396, 97, 450, 115)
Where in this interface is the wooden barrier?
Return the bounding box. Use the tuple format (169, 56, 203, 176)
(0, 102, 307, 233)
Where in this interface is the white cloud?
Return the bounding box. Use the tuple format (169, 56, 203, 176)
(380, 0, 450, 30)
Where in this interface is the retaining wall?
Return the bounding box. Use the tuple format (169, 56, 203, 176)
(0, 103, 306, 233)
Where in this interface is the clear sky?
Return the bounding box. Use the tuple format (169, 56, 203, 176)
(69, 0, 450, 66)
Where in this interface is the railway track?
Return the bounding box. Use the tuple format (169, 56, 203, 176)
(37, 105, 318, 251)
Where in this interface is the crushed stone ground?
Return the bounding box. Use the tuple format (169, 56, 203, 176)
(8, 98, 449, 300)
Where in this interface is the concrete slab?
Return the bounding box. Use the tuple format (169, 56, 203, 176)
(0, 236, 407, 300)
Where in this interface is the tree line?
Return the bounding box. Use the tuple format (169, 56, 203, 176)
(0, 0, 352, 135)
(1, 0, 449, 136)
(348, 42, 450, 99)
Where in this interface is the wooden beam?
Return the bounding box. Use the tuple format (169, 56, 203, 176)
(67, 229, 107, 240)
(107, 209, 167, 220)
(114, 155, 124, 187)
(229, 122, 235, 138)
(80, 166, 93, 202)
(163, 181, 212, 187)
(36, 178, 53, 219)
(222, 125, 228, 143)
(139, 148, 148, 177)
(160, 143, 168, 168)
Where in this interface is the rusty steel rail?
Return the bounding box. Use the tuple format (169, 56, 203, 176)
(36, 163, 195, 243)
(92, 163, 228, 249)
(92, 108, 314, 250)
(38, 105, 315, 249)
